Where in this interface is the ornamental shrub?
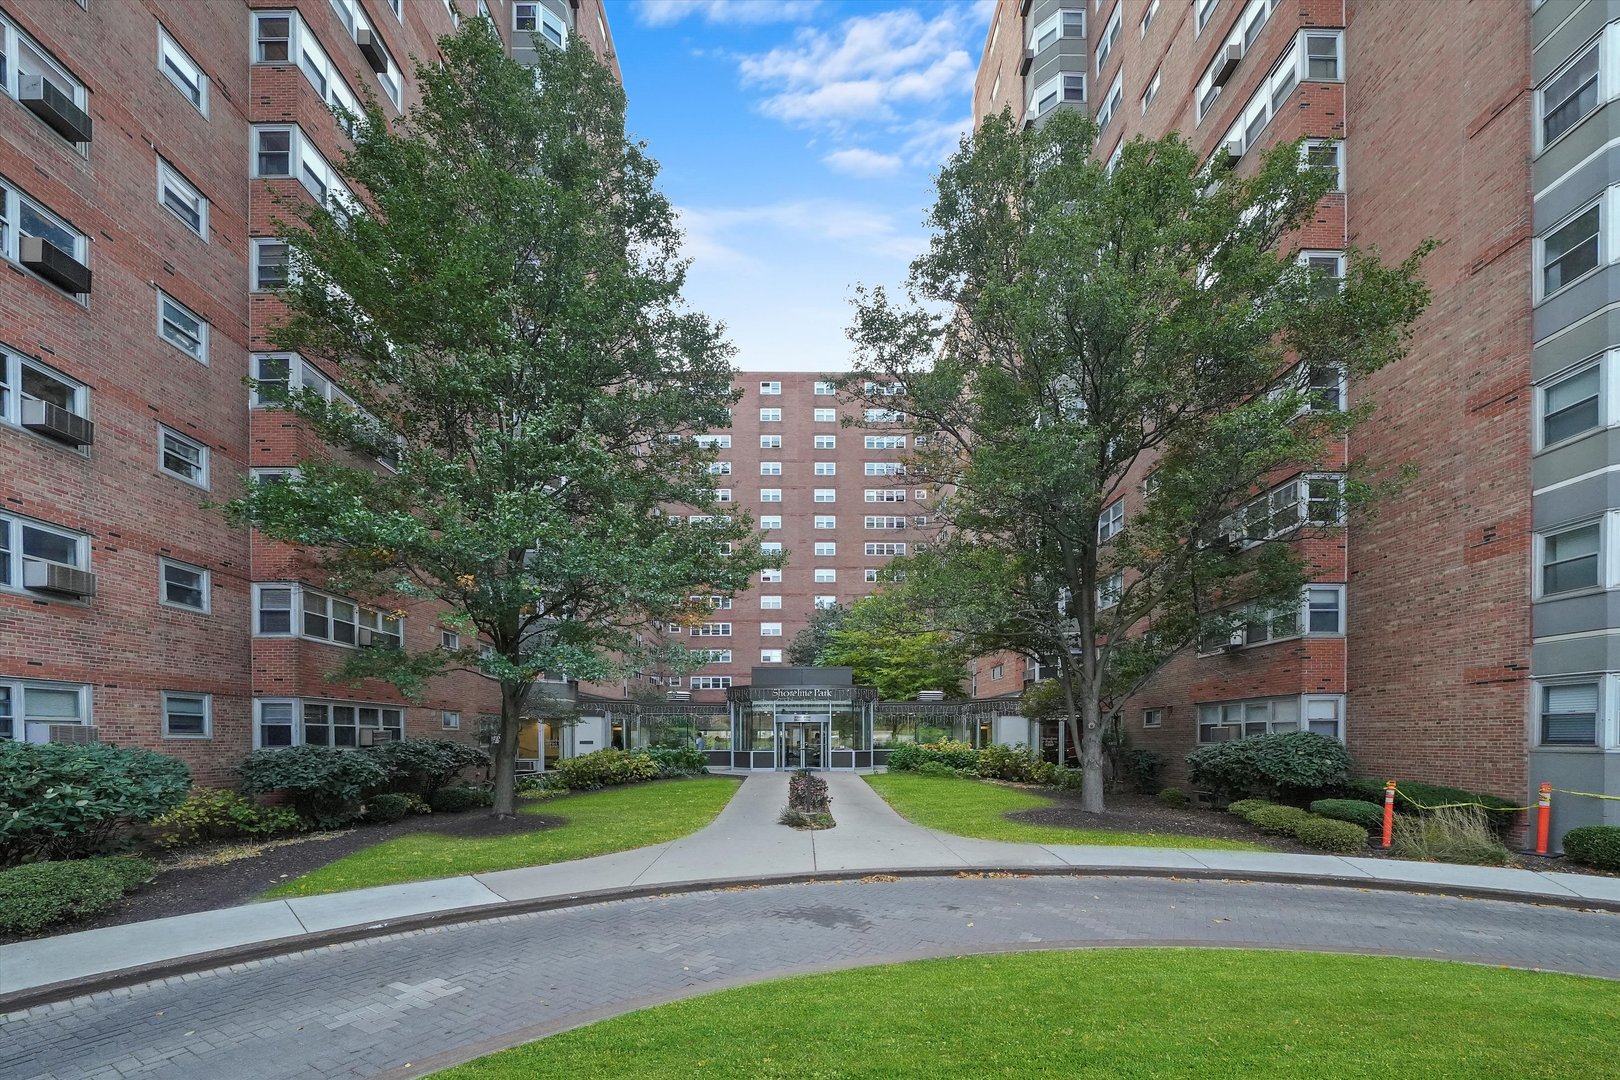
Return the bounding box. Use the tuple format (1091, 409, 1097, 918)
(1391, 806, 1510, 866)
(363, 792, 413, 823)
(368, 739, 489, 799)
(1226, 799, 1272, 818)
(787, 769, 831, 813)
(977, 743, 1049, 783)
(1244, 804, 1313, 835)
(1157, 787, 1188, 808)
(1561, 825, 1620, 871)
(887, 739, 981, 773)
(430, 784, 494, 812)
(914, 760, 974, 779)
(1125, 749, 1167, 795)
(1185, 732, 1351, 803)
(1342, 778, 1519, 839)
(0, 856, 156, 934)
(645, 747, 708, 778)
(152, 788, 305, 847)
(0, 742, 191, 865)
(1309, 798, 1385, 831)
(1292, 816, 1369, 853)
(1047, 765, 1084, 792)
(237, 746, 390, 829)
(553, 749, 660, 791)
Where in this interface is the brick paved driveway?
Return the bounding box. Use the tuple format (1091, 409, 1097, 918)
(5, 875, 1615, 1080)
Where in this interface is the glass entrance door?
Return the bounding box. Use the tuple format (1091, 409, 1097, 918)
(776, 717, 827, 770)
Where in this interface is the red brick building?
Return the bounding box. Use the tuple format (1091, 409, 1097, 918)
(1, 0, 613, 784)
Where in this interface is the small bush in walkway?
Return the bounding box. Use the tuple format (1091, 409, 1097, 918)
(0, 742, 191, 865)
(1292, 816, 1369, 853)
(1156, 787, 1188, 808)
(1559, 825, 1620, 872)
(553, 749, 660, 791)
(152, 789, 305, 847)
(778, 807, 835, 830)
(238, 746, 390, 829)
(788, 769, 831, 813)
(430, 785, 495, 813)
(1244, 804, 1313, 835)
(1309, 798, 1385, 831)
(363, 792, 414, 823)
(1391, 807, 1510, 866)
(1226, 799, 1272, 818)
(0, 857, 156, 934)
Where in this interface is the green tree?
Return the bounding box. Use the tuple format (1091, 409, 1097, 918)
(785, 602, 846, 667)
(227, 22, 767, 816)
(818, 592, 969, 700)
(847, 111, 1431, 811)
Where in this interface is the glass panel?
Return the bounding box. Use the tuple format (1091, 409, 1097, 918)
(1544, 366, 1600, 444)
(21, 523, 79, 566)
(1307, 587, 1340, 633)
(260, 702, 294, 746)
(164, 563, 205, 608)
(1543, 524, 1601, 593)
(20, 202, 77, 256)
(255, 355, 291, 402)
(258, 587, 292, 632)
(1542, 682, 1598, 745)
(1543, 44, 1600, 144)
(165, 695, 207, 734)
(23, 687, 81, 721)
(21, 364, 74, 410)
(304, 593, 330, 637)
(0, 687, 12, 739)
(163, 433, 203, 479)
(1306, 35, 1338, 79)
(161, 299, 204, 357)
(256, 16, 291, 61)
(1544, 205, 1600, 293)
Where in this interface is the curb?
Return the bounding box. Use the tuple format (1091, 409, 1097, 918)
(4, 865, 1616, 1013)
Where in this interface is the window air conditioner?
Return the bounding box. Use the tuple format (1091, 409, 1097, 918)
(1222, 630, 1245, 651)
(21, 398, 95, 447)
(1019, 48, 1034, 76)
(1219, 139, 1243, 167)
(23, 560, 96, 599)
(355, 28, 389, 73)
(48, 724, 97, 745)
(1211, 42, 1242, 88)
(359, 727, 397, 746)
(19, 235, 92, 294)
(19, 74, 92, 143)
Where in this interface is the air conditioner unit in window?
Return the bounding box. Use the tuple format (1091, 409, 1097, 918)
(19, 236, 92, 294)
(48, 724, 98, 745)
(359, 727, 397, 746)
(1222, 631, 1245, 651)
(1018, 48, 1034, 75)
(19, 74, 92, 143)
(1217, 139, 1243, 168)
(23, 560, 96, 598)
(1211, 42, 1243, 88)
(21, 398, 94, 447)
(357, 626, 398, 648)
(355, 28, 389, 73)
(515, 758, 538, 774)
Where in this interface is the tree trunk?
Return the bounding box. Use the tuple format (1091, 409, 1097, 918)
(1057, 660, 1106, 813)
(491, 679, 526, 818)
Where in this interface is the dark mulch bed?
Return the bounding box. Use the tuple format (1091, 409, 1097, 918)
(1005, 788, 1314, 853)
(2, 803, 560, 944)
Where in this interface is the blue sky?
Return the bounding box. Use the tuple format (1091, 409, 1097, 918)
(608, 0, 993, 371)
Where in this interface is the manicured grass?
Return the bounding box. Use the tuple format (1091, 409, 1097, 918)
(866, 772, 1264, 850)
(432, 949, 1618, 1079)
(264, 777, 740, 897)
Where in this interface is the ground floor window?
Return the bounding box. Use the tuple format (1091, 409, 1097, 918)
(254, 697, 404, 748)
(1540, 681, 1600, 746)
(1197, 694, 1344, 743)
(0, 679, 90, 740)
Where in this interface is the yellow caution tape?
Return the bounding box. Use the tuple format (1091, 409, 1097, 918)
(1553, 787, 1620, 802)
(1392, 789, 1535, 814)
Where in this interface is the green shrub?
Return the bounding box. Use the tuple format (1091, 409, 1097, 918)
(1226, 799, 1272, 818)
(238, 746, 390, 828)
(914, 760, 975, 779)
(1185, 732, 1351, 803)
(1391, 807, 1511, 866)
(402, 792, 433, 814)
(553, 749, 660, 791)
(368, 739, 488, 799)
(788, 769, 831, 813)
(977, 744, 1048, 783)
(0, 856, 156, 934)
(1560, 825, 1620, 871)
(1310, 798, 1385, 831)
(363, 792, 413, 823)
(1245, 804, 1313, 835)
(0, 742, 191, 865)
(515, 773, 568, 798)
(151, 788, 305, 847)
(1292, 816, 1369, 853)
(1157, 787, 1188, 808)
(1342, 778, 1520, 839)
(1047, 765, 1084, 792)
(430, 784, 494, 812)
(1125, 749, 1167, 794)
(645, 747, 708, 778)
(887, 739, 981, 773)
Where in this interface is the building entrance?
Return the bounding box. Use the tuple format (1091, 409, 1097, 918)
(776, 716, 828, 770)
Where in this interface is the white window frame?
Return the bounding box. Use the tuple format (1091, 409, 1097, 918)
(815, 435, 837, 449)
(760, 380, 782, 395)
(761, 622, 783, 637)
(0, 679, 92, 740)
(1537, 30, 1614, 154)
(159, 557, 211, 613)
(760, 649, 784, 664)
(814, 568, 837, 583)
(1098, 572, 1123, 609)
(865, 434, 906, 449)
(865, 462, 904, 476)
(690, 676, 732, 690)
(162, 691, 212, 739)
(1538, 354, 1612, 451)
(814, 461, 836, 475)
(250, 582, 404, 646)
(251, 125, 355, 210)
(1303, 139, 1344, 191)
(1142, 707, 1163, 728)
(1141, 0, 1160, 36)
(325, 0, 402, 107)
(814, 489, 836, 503)
(759, 461, 782, 476)
(760, 434, 782, 448)
(0, 180, 90, 292)
(0, 346, 90, 438)
(761, 516, 782, 530)
(761, 595, 783, 609)
(813, 380, 836, 395)
(1098, 499, 1124, 541)
(1142, 67, 1161, 113)
(814, 408, 837, 423)
(1195, 0, 1219, 33)
(251, 239, 290, 291)
(695, 434, 732, 449)
(158, 27, 208, 115)
(1535, 514, 1615, 600)
(864, 568, 879, 582)
(759, 408, 783, 423)
(0, 512, 91, 597)
(761, 568, 783, 583)
(158, 424, 210, 488)
(1198, 694, 1344, 743)
(692, 622, 732, 637)
(0, 14, 89, 150)
(699, 648, 732, 664)
(760, 488, 782, 502)
(157, 291, 209, 363)
(1536, 190, 1615, 302)
(513, 2, 568, 48)
(865, 542, 907, 556)
(253, 11, 365, 130)
(865, 515, 908, 530)
(1095, 4, 1121, 71)
(441, 709, 461, 730)
(814, 515, 837, 529)
(813, 542, 836, 556)
(814, 595, 837, 609)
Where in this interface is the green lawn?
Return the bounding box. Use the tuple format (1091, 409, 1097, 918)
(866, 772, 1264, 850)
(264, 776, 740, 897)
(431, 949, 1618, 1079)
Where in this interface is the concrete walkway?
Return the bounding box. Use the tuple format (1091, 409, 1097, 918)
(5, 771, 1619, 1003)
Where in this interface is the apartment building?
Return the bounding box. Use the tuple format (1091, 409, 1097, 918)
(968, 0, 1620, 843)
(1, 0, 613, 783)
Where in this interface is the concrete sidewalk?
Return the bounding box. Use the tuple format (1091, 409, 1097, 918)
(5, 771, 1619, 1001)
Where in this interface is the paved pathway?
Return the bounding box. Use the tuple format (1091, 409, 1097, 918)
(4, 875, 1616, 1080)
(5, 772, 1620, 1002)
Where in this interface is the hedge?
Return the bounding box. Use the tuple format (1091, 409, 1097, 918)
(553, 749, 660, 790)
(368, 739, 488, 799)
(431, 785, 495, 812)
(1561, 825, 1620, 872)
(1244, 804, 1314, 835)
(1186, 732, 1351, 803)
(151, 788, 305, 846)
(1309, 798, 1385, 831)
(238, 745, 390, 828)
(0, 857, 156, 934)
(1342, 777, 1520, 839)
(1226, 799, 1272, 818)
(1292, 816, 1369, 853)
(0, 742, 190, 865)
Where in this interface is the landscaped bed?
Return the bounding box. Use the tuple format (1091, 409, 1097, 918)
(428, 949, 1619, 1079)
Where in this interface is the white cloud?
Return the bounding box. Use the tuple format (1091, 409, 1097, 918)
(822, 147, 904, 177)
(636, 0, 822, 27)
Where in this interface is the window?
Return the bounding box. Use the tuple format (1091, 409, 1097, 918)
(159, 425, 209, 487)
(1540, 521, 1601, 596)
(760, 648, 784, 663)
(1305, 585, 1343, 633)
(1142, 67, 1161, 112)
(693, 622, 732, 637)
(325, 0, 402, 106)
(760, 488, 782, 502)
(865, 542, 907, 556)
(1195, 0, 1218, 32)
(0, 513, 89, 594)
(761, 568, 783, 583)
(1143, 707, 1163, 728)
(814, 489, 836, 502)
(1225, 474, 1343, 544)
(865, 489, 905, 502)
(163, 692, 211, 738)
(293, 700, 405, 748)
(695, 434, 732, 449)
(707, 461, 732, 475)
(1141, 0, 1159, 35)
(814, 515, 836, 529)
(760, 408, 782, 423)
(514, 2, 567, 47)
(252, 126, 352, 209)
(1542, 40, 1601, 147)
(1198, 696, 1330, 743)
(693, 594, 733, 610)
(865, 462, 904, 476)
(814, 461, 836, 475)
(1096, 4, 1121, 71)
(1030, 8, 1084, 52)
(814, 408, 837, 422)
(865, 515, 907, 529)
(864, 568, 878, 582)
(914, 488, 929, 500)
(1541, 201, 1601, 297)
(865, 407, 902, 423)
(160, 558, 209, 612)
(690, 676, 732, 690)
(814, 595, 837, 608)
(1300, 362, 1346, 413)
(157, 292, 208, 363)
(760, 434, 782, 448)
(715, 489, 733, 503)
(441, 630, 460, 649)
(813, 380, 836, 395)
(760, 380, 782, 395)
(1541, 361, 1602, 446)
(810, 435, 834, 450)
(255, 585, 293, 633)
(1098, 572, 1123, 609)
(761, 595, 782, 609)
(1304, 140, 1342, 191)
(252, 584, 401, 645)
(1306, 33, 1341, 79)
(761, 515, 782, 530)
(760, 461, 782, 476)
(251, 239, 289, 290)
(1098, 500, 1124, 541)
(158, 28, 207, 114)
(253, 13, 364, 127)
(865, 435, 905, 449)
(1540, 682, 1599, 745)
(441, 710, 461, 730)
(761, 622, 783, 637)
(0, 348, 90, 437)
(250, 353, 350, 407)
(0, 180, 89, 293)
(815, 568, 837, 583)
(699, 648, 732, 663)
(0, 680, 91, 740)
(0, 14, 90, 148)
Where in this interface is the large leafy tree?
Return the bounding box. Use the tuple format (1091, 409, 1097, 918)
(228, 22, 766, 815)
(814, 592, 971, 700)
(847, 111, 1431, 812)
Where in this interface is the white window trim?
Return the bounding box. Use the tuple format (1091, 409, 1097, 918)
(158, 424, 211, 489)
(325, 0, 402, 107)
(0, 14, 89, 150)
(1533, 675, 1619, 748)
(761, 622, 783, 637)
(759, 408, 782, 422)
(251, 124, 356, 210)
(760, 488, 782, 502)
(1535, 26, 1618, 156)
(156, 291, 209, 364)
(1197, 693, 1346, 743)
(815, 435, 837, 449)
(254, 695, 406, 749)
(1534, 512, 1617, 600)
(513, 2, 568, 48)
(158, 27, 208, 115)
(760, 649, 784, 663)
(1535, 188, 1617, 303)
(759, 461, 782, 475)
(0, 678, 92, 739)
(1536, 353, 1612, 452)
(0, 346, 90, 438)
(1212, 28, 1338, 146)
(0, 513, 92, 599)
(814, 408, 837, 422)
(0, 179, 90, 290)
(760, 380, 782, 394)
(759, 435, 782, 448)
(814, 542, 837, 555)
(1095, 4, 1121, 72)
(813, 380, 836, 395)
(162, 691, 213, 739)
(441, 709, 461, 730)
(250, 239, 290, 292)
(1142, 707, 1163, 728)
(250, 582, 404, 645)
(1302, 139, 1344, 192)
(159, 556, 211, 614)
(761, 595, 783, 609)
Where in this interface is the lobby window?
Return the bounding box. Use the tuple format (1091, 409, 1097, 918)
(814, 380, 836, 395)
(252, 240, 289, 290)
(1541, 39, 1601, 148)
(158, 27, 208, 115)
(1539, 520, 1602, 596)
(814, 542, 836, 556)
(760, 488, 782, 502)
(760, 461, 782, 476)
(1, 349, 90, 437)
(814, 515, 836, 529)
(1, 513, 91, 595)
(442, 710, 461, 730)
(815, 435, 836, 449)
(1143, 707, 1163, 728)
(760, 380, 782, 395)
(761, 622, 783, 637)
(158, 292, 208, 363)
(159, 425, 209, 488)
(0, 14, 91, 150)
(162, 692, 211, 738)
(760, 434, 782, 448)
(815, 568, 836, 583)
(760, 408, 782, 423)
(1, 180, 90, 295)
(1540, 200, 1602, 298)
(761, 595, 782, 609)
(1541, 361, 1602, 447)
(1540, 682, 1599, 745)
(760, 649, 783, 663)
(159, 558, 209, 612)
(1098, 499, 1124, 541)
(814, 488, 836, 503)
(814, 408, 837, 422)
(815, 461, 836, 475)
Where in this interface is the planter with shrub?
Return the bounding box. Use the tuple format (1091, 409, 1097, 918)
(0, 742, 191, 865)
(0, 857, 156, 934)
(780, 769, 834, 830)
(1560, 824, 1620, 872)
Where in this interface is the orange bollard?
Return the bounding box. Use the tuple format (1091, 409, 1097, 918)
(1536, 782, 1552, 856)
(1382, 779, 1396, 848)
